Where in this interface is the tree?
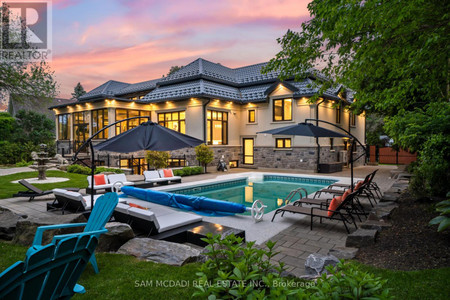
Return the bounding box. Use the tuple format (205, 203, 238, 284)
(71, 82, 86, 100)
(0, 5, 57, 104)
(167, 65, 183, 76)
(13, 110, 55, 145)
(146, 151, 169, 170)
(195, 144, 214, 173)
(264, 0, 449, 196)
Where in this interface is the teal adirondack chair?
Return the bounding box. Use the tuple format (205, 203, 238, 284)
(27, 192, 119, 274)
(0, 232, 105, 299)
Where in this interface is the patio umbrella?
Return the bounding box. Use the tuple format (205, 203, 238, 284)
(94, 121, 204, 152)
(258, 122, 348, 138)
(258, 122, 350, 181)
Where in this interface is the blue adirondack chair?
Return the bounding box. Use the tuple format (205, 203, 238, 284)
(27, 192, 119, 274)
(0, 232, 105, 299)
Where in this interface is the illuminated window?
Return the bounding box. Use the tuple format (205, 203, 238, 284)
(158, 111, 186, 133)
(273, 98, 292, 121)
(336, 106, 341, 123)
(276, 138, 291, 148)
(92, 109, 108, 139)
(207, 110, 228, 145)
(248, 110, 255, 123)
(73, 111, 89, 143)
(350, 112, 356, 127)
(57, 114, 69, 140)
(115, 109, 151, 135)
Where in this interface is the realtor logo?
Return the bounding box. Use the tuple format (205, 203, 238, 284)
(1, 1, 52, 61)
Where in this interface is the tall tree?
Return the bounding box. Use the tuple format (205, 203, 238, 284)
(167, 65, 183, 76)
(264, 0, 449, 196)
(72, 82, 86, 100)
(0, 5, 57, 104)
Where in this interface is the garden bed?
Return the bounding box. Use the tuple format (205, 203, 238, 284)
(356, 191, 450, 270)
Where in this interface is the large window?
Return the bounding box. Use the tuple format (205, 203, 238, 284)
(276, 138, 291, 149)
(336, 106, 341, 123)
(207, 110, 228, 145)
(57, 114, 69, 140)
(273, 98, 292, 121)
(115, 109, 151, 135)
(73, 111, 89, 142)
(158, 111, 186, 133)
(350, 112, 356, 127)
(92, 109, 109, 139)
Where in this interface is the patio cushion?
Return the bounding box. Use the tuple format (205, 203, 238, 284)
(163, 169, 174, 178)
(143, 170, 160, 180)
(94, 174, 107, 186)
(157, 212, 202, 233)
(128, 207, 156, 222)
(129, 203, 148, 210)
(327, 197, 342, 217)
(115, 203, 130, 214)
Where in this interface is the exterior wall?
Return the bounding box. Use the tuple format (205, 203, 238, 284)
(53, 92, 367, 171)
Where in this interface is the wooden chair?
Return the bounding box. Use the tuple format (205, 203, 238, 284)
(0, 233, 104, 299)
(28, 192, 119, 274)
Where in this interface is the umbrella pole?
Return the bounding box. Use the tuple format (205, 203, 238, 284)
(350, 140, 355, 191)
(316, 137, 320, 173)
(90, 141, 95, 210)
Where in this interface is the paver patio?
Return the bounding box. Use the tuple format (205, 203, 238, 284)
(0, 165, 396, 276)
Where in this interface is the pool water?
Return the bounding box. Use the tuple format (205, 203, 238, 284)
(170, 175, 335, 215)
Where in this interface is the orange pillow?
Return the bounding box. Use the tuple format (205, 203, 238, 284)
(328, 197, 342, 217)
(354, 181, 363, 191)
(129, 203, 148, 210)
(342, 189, 351, 201)
(94, 174, 106, 186)
(163, 169, 173, 177)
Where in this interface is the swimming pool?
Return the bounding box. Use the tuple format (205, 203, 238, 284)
(168, 175, 337, 215)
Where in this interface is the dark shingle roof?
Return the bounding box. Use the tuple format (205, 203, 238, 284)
(80, 58, 346, 104)
(79, 80, 130, 101)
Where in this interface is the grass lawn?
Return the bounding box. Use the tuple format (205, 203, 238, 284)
(1, 241, 449, 299)
(0, 171, 87, 200)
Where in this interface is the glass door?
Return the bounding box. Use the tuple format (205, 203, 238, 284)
(243, 138, 254, 165)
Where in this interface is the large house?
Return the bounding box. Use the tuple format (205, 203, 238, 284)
(49, 58, 365, 174)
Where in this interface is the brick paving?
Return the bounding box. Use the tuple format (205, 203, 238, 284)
(0, 165, 397, 276)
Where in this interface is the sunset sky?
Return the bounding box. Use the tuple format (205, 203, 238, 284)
(50, 0, 311, 98)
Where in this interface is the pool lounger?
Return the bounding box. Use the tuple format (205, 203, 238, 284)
(52, 189, 127, 213)
(114, 200, 202, 235)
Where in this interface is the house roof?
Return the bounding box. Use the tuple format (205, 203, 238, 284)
(78, 57, 351, 104)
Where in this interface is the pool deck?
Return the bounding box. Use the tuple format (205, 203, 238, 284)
(0, 165, 397, 277)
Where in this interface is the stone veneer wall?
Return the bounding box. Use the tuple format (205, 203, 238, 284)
(73, 144, 366, 172)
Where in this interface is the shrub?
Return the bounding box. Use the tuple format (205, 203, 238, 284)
(429, 195, 450, 232)
(146, 151, 169, 170)
(193, 234, 393, 299)
(195, 144, 214, 173)
(0, 141, 36, 165)
(173, 166, 204, 177)
(67, 164, 124, 175)
(67, 164, 91, 175)
(16, 161, 33, 167)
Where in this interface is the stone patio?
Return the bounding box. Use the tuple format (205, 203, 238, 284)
(0, 165, 397, 277)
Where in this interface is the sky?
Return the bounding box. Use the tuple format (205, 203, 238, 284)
(49, 0, 311, 98)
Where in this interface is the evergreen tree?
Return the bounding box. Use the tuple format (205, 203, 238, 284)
(71, 82, 86, 100)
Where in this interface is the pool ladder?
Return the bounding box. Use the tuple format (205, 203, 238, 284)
(284, 188, 308, 205)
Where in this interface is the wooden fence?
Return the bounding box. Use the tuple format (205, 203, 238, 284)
(369, 146, 417, 165)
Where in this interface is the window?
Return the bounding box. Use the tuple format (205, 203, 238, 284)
(158, 111, 186, 133)
(115, 109, 151, 135)
(273, 98, 292, 121)
(57, 114, 69, 140)
(92, 109, 109, 139)
(207, 110, 228, 145)
(336, 106, 341, 123)
(330, 138, 334, 150)
(276, 138, 292, 149)
(350, 112, 356, 127)
(248, 110, 255, 123)
(73, 112, 90, 151)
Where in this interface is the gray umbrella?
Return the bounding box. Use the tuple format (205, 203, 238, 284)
(258, 122, 349, 138)
(94, 121, 204, 152)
